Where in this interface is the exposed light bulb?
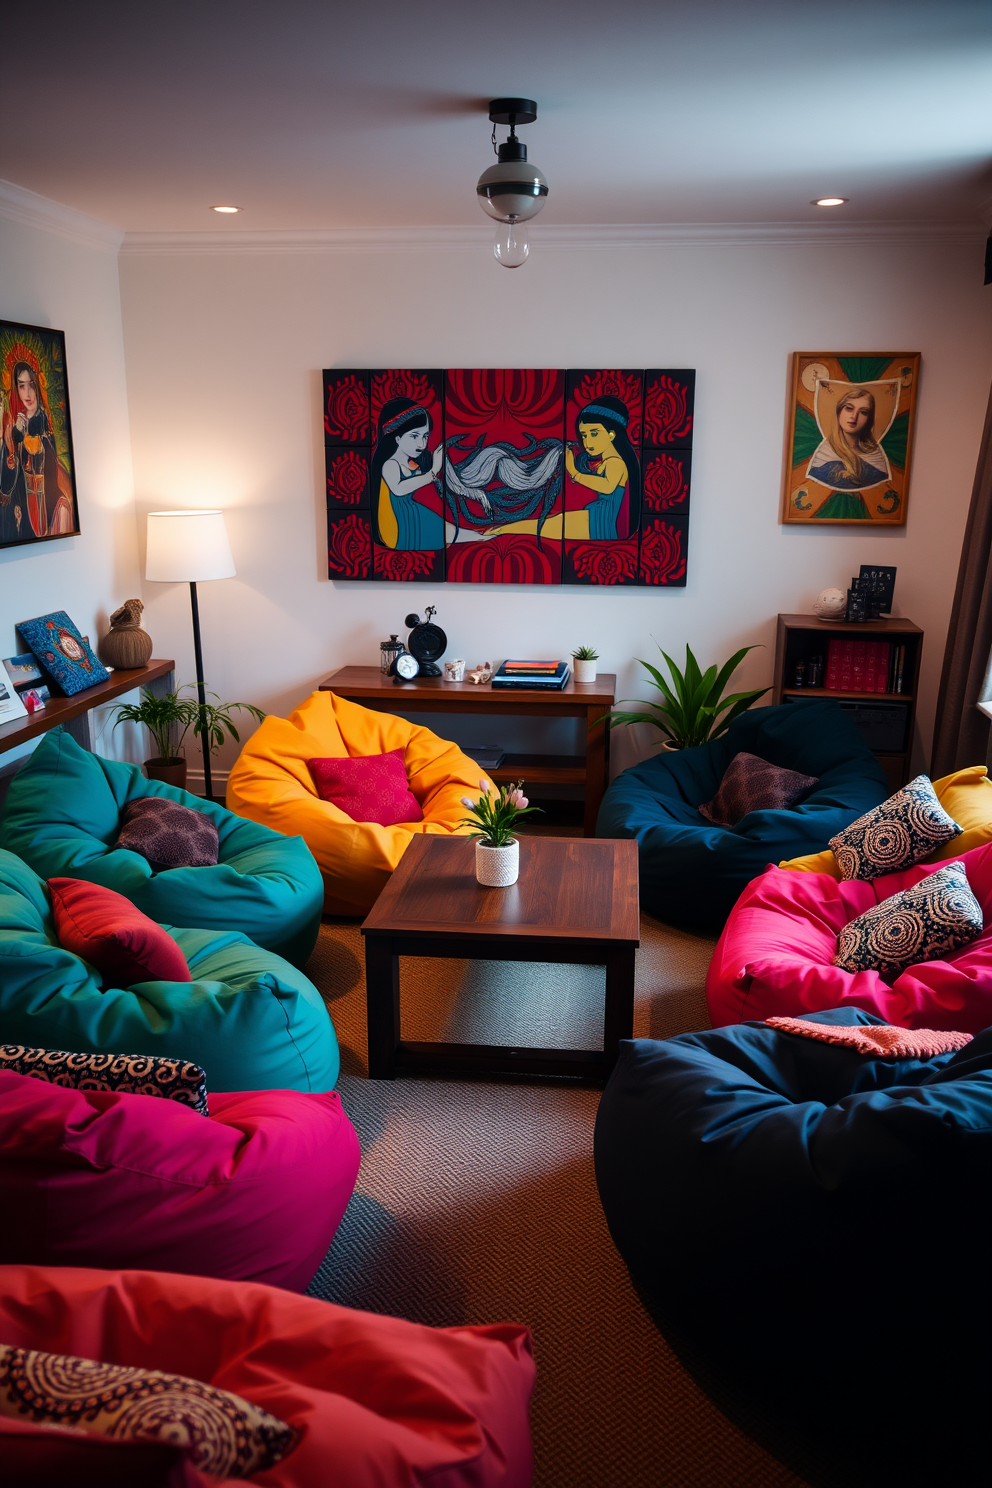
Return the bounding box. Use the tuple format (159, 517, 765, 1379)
(211, 204, 240, 213)
(494, 219, 529, 268)
(812, 197, 848, 207)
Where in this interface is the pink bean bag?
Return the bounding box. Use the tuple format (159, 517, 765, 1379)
(0, 1265, 535, 1487)
(0, 1075, 360, 1291)
(707, 841, 992, 1031)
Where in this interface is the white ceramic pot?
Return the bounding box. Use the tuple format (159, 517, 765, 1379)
(475, 838, 519, 887)
(660, 738, 681, 752)
(573, 659, 597, 683)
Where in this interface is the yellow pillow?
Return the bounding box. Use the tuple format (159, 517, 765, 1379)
(779, 767, 992, 877)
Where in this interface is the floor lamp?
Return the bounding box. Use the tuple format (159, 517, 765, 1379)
(145, 509, 235, 802)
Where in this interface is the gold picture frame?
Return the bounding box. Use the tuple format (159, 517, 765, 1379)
(781, 353, 920, 526)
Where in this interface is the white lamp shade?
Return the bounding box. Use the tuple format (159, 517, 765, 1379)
(145, 509, 235, 582)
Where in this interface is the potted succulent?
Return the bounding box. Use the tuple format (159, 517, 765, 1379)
(572, 646, 599, 684)
(605, 643, 769, 750)
(460, 779, 542, 886)
(114, 685, 265, 790)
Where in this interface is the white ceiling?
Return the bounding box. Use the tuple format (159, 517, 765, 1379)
(3, 0, 991, 232)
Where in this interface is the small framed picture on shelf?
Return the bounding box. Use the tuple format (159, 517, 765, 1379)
(0, 669, 27, 724)
(16, 611, 109, 696)
(858, 564, 897, 616)
(2, 653, 51, 716)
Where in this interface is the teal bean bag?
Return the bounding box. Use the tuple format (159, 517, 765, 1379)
(597, 700, 888, 933)
(1, 730, 323, 967)
(0, 849, 339, 1092)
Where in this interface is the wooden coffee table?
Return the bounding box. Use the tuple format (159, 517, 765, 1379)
(361, 834, 639, 1083)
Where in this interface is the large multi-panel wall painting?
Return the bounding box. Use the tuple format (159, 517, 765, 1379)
(323, 367, 694, 584)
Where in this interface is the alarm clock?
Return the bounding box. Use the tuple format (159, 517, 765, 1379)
(389, 650, 420, 683)
(404, 606, 447, 677)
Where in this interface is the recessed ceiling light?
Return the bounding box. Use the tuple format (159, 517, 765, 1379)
(211, 204, 240, 214)
(812, 197, 848, 207)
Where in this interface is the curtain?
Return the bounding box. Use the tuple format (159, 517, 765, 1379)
(932, 380, 992, 775)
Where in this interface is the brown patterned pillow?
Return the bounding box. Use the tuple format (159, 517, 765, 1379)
(700, 752, 819, 828)
(0, 1345, 298, 1479)
(116, 797, 219, 871)
(0, 1045, 208, 1116)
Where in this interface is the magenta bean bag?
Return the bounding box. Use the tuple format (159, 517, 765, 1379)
(707, 840, 992, 1031)
(0, 1073, 360, 1291)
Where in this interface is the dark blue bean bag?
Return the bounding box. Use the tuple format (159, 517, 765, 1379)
(595, 1008, 992, 1487)
(596, 700, 887, 932)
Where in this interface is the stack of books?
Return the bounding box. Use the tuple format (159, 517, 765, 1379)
(466, 745, 506, 769)
(492, 659, 570, 690)
(825, 638, 892, 694)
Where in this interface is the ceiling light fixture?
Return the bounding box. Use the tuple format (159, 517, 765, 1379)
(477, 98, 548, 268)
(211, 204, 240, 214)
(812, 197, 848, 207)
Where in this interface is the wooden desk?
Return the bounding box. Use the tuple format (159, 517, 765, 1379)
(0, 659, 176, 757)
(320, 666, 616, 837)
(362, 834, 640, 1084)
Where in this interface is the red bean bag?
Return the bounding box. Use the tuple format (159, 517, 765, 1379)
(706, 841, 992, 1031)
(0, 1076, 360, 1291)
(0, 1266, 535, 1488)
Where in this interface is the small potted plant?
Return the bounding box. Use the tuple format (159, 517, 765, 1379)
(605, 643, 769, 750)
(114, 685, 264, 790)
(572, 646, 599, 684)
(460, 780, 541, 886)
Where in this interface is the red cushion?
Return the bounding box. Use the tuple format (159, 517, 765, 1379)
(706, 840, 992, 1031)
(0, 1266, 536, 1488)
(0, 1076, 360, 1291)
(47, 878, 191, 984)
(307, 749, 423, 827)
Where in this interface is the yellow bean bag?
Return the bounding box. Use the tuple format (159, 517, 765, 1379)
(226, 691, 490, 915)
(779, 766, 992, 877)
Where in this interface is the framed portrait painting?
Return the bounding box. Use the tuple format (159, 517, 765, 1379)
(0, 320, 80, 548)
(781, 353, 920, 526)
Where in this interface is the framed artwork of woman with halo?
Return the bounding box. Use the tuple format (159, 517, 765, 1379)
(0, 320, 79, 549)
(781, 352, 920, 526)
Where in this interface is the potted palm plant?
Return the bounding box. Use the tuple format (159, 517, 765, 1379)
(605, 643, 769, 750)
(114, 686, 264, 790)
(459, 780, 542, 886)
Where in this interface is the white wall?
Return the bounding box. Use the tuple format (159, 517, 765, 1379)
(118, 229, 992, 779)
(0, 199, 142, 769)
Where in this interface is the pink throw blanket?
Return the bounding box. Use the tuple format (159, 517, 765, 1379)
(764, 1017, 973, 1059)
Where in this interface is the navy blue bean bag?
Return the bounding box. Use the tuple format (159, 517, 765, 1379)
(595, 1008, 992, 1487)
(596, 700, 887, 932)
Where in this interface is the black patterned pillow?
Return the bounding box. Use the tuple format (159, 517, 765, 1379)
(116, 797, 219, 871)
(835, 862, 983, 976)
(0, 1045, 208, 1116)
(828, 775, 961, 881)
(0, 1345, 298, 1479)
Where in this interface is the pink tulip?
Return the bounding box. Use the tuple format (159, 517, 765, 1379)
(508, 789, 528, 809)
(479, 779, 491, 793)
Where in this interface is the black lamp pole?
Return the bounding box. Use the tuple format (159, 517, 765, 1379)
(188, 581, 212, 802)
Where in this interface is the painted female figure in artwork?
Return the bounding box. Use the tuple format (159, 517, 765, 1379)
(486, 395, 640, 540)
(370, 398, 445, 552)
(808, 385, 890, 519)
(0, 358, 74, 542)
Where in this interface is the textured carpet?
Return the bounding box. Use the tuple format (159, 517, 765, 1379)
(304, 907, 811, 1488)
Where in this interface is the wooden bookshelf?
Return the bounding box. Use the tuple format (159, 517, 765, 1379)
(772, 615, 922, 789)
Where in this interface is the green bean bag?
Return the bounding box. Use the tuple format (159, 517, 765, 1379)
(1, 730, 323, 967)
(0, 849, 339, 1092)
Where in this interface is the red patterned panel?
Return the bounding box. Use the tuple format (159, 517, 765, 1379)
(370, 369, 442, 430)
(444, 369, 564, 443)
(445, 534, 559, 585)
(373, 544, 442, 582)
(643, 370, 695, 448)
(323, 370, 370, 445)
(565, 537, 638, 585)
(327, 512, 371, 579)
(642, 451, 691, 512)
(325, 448, 370, 509)
(638, 517, 688, 586)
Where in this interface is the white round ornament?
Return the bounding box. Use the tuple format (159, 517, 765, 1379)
(813, 587, 847, 621)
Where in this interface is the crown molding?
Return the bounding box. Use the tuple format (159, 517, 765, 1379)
(0, 177, 123, 253)
(120, 218, 987, 256)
